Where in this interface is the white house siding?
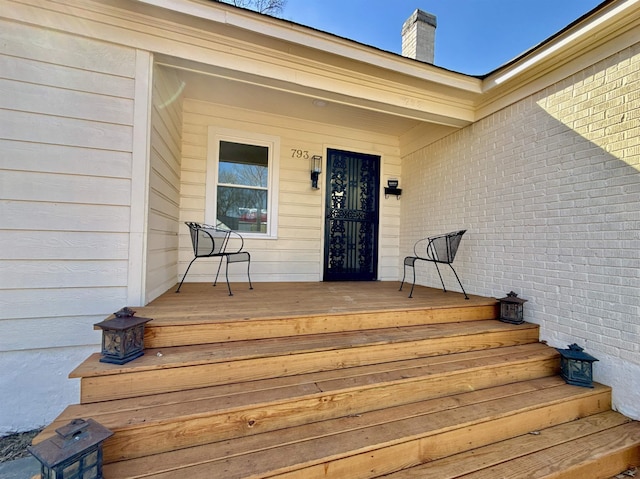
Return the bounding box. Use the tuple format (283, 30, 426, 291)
(400, 42, 640, 419)
(179, 99, 402, 283)
(0, 20, 138, 433)
(146, 66, 184, 301)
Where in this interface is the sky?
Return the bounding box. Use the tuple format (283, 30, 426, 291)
(281, 0, 606, 75)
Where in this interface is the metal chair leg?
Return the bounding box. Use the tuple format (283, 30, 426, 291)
(213, 257, 225, 287)
(433, 261, 447, 293)
(246, 253, 253, 290)
(224, 256, 233, 296)
(400, 257, 417, 298)
(176, 257, 198, 293)
(447, 264, 469, 300)
(399, 264, 407, 292)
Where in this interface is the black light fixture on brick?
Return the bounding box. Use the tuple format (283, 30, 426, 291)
(94, 307, 152, 364)
(384, 178, 402, 199)
(498, 291, 527, 324)
(28, 418, 113, 479)
(557, 343, 598, 388)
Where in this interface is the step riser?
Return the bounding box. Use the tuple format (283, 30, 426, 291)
(270, 391, 612, 479)
(552, 448, 640, 479)
(375, 411, 634, 479)
(103, 385, 613, 479)
(100, 356, 558, 463)
(450, 420, 640, 479)
(144, 305, 499, 348)
(81, 327, 539, 403)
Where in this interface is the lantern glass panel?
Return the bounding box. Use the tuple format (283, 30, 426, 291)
(85, 450, 98, 467)
(63, 461, 79, 477)
(102, 331, 122, 357)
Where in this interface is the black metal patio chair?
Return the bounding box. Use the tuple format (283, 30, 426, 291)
(400, 230, 469, 299)
(176, 222, 253, 296)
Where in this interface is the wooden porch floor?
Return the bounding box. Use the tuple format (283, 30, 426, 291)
(40, 281, 640, 478)
(137, 281, 497, 325)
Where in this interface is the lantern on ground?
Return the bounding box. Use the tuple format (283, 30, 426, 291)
(498, 291, 527, 324)
(28, 418, 113, 479)
(94, 307, 152, 364)
(557, 343, 598, 388)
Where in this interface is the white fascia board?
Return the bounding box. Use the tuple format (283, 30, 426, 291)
(134, 0, 482, 94)
(486, 0, 640, 88)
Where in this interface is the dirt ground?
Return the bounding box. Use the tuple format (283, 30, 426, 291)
(0, 429, 42, 463)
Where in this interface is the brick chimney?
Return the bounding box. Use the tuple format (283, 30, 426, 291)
(401, 9, 437, 63)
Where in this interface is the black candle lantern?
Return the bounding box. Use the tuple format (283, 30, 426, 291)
(28, 418, 113, 479)
(94, 307, 152, 364)
(557, 343, 598, 388)
(498, 291, 527, 324)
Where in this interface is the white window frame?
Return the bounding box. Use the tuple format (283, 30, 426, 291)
(205, 127, 280, 238)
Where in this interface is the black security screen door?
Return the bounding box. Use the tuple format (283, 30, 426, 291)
(324, 149, 380, 281)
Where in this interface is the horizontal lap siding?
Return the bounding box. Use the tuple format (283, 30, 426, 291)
(180, 99, 401, 283)
(0, 18, 139, 433)
(0, 15, 142, 433)
(146, 66, 184, 301)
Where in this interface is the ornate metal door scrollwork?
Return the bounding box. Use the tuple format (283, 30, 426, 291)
(324, 150, 380, 281)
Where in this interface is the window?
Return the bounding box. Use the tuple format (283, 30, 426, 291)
(206, 128, 279, 237)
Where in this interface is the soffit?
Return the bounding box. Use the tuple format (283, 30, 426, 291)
(158, 58, 434, 137)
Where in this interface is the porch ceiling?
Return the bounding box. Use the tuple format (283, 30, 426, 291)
(157, 56, 470, 137)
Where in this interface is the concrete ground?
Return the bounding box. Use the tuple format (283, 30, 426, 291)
(0, 455, 40, 479)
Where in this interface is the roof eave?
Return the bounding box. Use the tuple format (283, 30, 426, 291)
(135, 0, 483, 95)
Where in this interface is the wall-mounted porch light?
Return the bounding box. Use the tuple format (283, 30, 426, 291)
(310, 155, 322, 189)
(28, 418, 113, 479)
(557, 343, 598, 388)
(384, 178, 402, 199)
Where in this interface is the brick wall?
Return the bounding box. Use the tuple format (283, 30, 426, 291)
(401, 42, 640, 419)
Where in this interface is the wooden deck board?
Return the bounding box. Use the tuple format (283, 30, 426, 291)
(35, 282, 640, 479)
(106, 378, 572, 479)
(39, 344, 560, 463)
(73, 321, 537, 378)
(370, 410, 634, 479)
(130, 283, 498, 347)
(76, 322, 539, 403)
(135, 282, 496, 324)
(50, 345, 557, 431)
(102, 380, 612, 479)
(455, 421, 640, 479)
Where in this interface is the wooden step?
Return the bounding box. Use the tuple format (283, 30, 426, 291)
(378, 410, 640, 479)
(136, 283, 498, 348)
(36, 343, 559, 463)
(142, 303, 499, 348)
(74, 320, 539, 403)
(101, 377, 613, 479)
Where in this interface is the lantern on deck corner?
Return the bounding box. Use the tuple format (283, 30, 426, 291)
(28, 418, 113, 479)
(94, 307, 153, 364)
(557, 343, 598, 388)
(498, 291, 527, 324)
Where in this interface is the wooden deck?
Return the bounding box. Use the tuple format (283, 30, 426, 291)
(34, 281, 640, 479)
(129, 282, 499, 348)
(136, 281, 495, 324)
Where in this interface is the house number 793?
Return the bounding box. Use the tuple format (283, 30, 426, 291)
(291, 149, 310, 159)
